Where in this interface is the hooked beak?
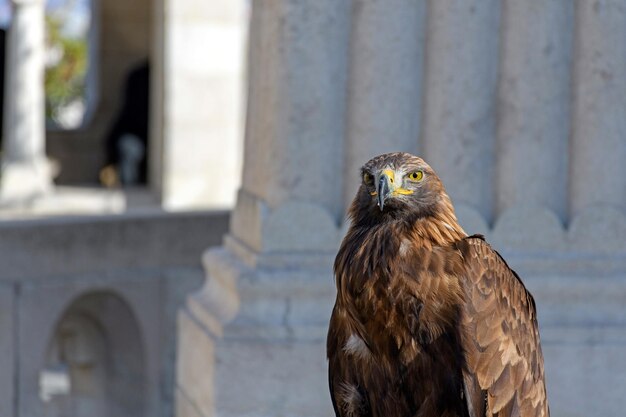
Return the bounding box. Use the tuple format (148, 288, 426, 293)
(376, 169, 394, 211)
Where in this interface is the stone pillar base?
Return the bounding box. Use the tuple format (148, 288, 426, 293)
(176, 240, 337, 417)
(0, 157, 52, 204)
(176, 247, 239, 417)
(175, 308, 218, 417)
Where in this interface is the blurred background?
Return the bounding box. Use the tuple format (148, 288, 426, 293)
(0, 1, 624, 417)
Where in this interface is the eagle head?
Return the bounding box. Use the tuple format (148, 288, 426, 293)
(350, 152, 448, 224)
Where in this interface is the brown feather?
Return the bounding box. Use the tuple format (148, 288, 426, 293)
(458, 237, 549, 417)
(327, 153, 549, 417)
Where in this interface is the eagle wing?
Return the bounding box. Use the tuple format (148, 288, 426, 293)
(459, 237, 548, 417)
(327, 303, 372, 417)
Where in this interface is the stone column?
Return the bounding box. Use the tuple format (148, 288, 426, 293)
(343, 0, 425, 211)
(569, 0, 626, 217)
(176, 1, 350, 416)
(495, 0, 573, 221)
(239, 0, 350, 221)
(1, 0, 50, 201)
(159, 0, 245, 209)
(420, 0, 500, 223)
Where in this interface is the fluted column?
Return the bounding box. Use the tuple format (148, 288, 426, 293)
(176, 1, 350, 416)
(240, 0, 349, 218)
(495, 0, 573, 221)
(1, 0, 50, 201)
(570, 0, 626, 216)
(231, 0, 350, 250)
(343, 0, 425, 211)
(421, 0, 500, 223)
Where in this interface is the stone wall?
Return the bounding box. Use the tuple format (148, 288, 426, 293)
(155, 0, 245, 209)
(0, 211, 229, 417)
(177, 1, 626, 417)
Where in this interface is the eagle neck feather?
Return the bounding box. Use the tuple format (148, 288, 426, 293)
(409, 200, 467, 249)
(335, 198, 466, 300)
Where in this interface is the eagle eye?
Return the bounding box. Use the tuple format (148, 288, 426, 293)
(363, 172, 374, 186)
(407, 171, 424, 182)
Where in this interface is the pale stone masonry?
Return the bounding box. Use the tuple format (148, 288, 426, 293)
(177, 1, 626, 417)
(495, 0, 573, 220)
(1, 0, 245, 210)
(570, 0, 626, 216)
(0, 212, 229, 417)
(158, 0, 245, 209)
(177, 1, 349, 415)
(1, 0, 51, 202)
(420, 0, 500, 223)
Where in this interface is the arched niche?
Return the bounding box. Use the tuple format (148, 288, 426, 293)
(40, 291, 145, 417)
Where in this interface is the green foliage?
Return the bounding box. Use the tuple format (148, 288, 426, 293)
(44, 14, 88, 125)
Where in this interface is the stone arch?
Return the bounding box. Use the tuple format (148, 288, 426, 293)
(47, 0, 154, 184)
(40, 290, 145, 417)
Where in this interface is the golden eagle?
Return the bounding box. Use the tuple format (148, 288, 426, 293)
(327, 152, 548, 417)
